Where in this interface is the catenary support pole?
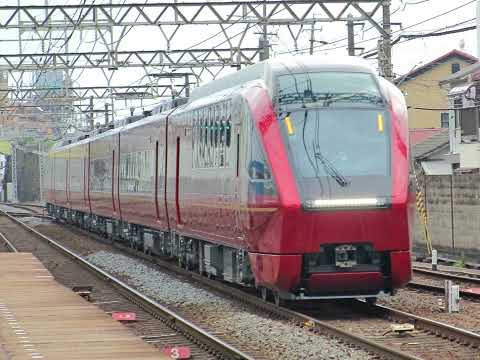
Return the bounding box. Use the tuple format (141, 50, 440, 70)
(347, 14, 355, 56)
(382, 1, 393, 81)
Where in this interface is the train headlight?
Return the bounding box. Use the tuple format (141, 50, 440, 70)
(303, 197, 387, 210)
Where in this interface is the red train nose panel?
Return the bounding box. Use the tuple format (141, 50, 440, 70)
(390, 250, 412, 288)
(248, 253, 302, 291)
(306, 272, 384, 294)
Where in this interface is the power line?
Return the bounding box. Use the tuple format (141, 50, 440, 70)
(363, 19, 476, 59)
(288, 0, 476, 55)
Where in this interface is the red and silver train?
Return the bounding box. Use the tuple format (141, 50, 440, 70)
(45, 55, 412, 303)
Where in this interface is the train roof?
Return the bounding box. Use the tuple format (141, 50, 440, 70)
(190, 55, 376, 101)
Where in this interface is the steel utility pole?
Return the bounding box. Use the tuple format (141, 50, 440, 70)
(310, 22, 316, 55)
(259, 0, 269, 61)
(477, 0, 480, 57)
(89, 96, 94, 130)
(346, 14, 365, 57)
(381, 0, 393, 81)
(347, 14, 355, 56)
(104, 103, 109, 125)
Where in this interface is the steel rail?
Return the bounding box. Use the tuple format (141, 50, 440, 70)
(0, 231, 18, 253)
(111, 243, 419, 360)
(132, 244, 480, 357)
(0, 209, 254, 360)
(27, 215, 480, 359)
(408, 281, 480, 301)
(413, 267, 480, 285)
(369, 302, 480, 348)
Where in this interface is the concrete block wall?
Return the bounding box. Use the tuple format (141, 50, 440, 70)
(413, 173, 480, 262)
(15, 148, 41, 202)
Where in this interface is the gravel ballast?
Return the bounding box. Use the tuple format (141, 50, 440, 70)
(87, 250, 371, 360)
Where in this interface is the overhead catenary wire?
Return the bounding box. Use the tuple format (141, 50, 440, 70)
(284, 0, 476, 55)
(90, 2, 291, 122)
(363, 18, 477, 59)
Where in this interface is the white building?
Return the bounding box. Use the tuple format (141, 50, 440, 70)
(440, 63, 480, 170)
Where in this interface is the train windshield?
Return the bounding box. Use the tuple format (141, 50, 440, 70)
(276, 72, 391, 209)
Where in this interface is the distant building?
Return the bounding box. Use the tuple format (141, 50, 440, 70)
(439, 59, 480, 170)
(409, 128, 450, 175)
(0, 71, 7, 104)
(396, 50, 476, 129)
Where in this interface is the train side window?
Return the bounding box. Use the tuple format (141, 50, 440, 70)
(214, 105, 219, 148)
(220, 116, 225, 147)
(226, 114, 231, 148)
(198, 112, 203, 145)
(210, 107, 214, 148)
(204, 110, 208, 146)
(192, 110, 197, 168)
(236, 133, 240, 177)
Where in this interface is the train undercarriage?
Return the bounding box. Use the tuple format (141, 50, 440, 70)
(47, 203, 255, 287)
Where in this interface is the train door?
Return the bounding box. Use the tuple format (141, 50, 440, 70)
(233, 97, 247, 240)
(50, 153, 55, 203)
(115, 133, 121, 220)
(86, 142, 91, 213)
(66, 149, 70, 208)
(83, 155, 88, 210)
(233, 127, 242, 236)
(111, 148, 117, 215)
(175, 135, 182, 226)
(154, 133, 169, 228)
(154, 140, 160, 220)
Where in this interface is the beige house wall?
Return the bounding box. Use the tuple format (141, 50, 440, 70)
(398, 58, 473, 129)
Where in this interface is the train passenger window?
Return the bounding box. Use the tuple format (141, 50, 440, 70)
(90, 157, 112, 192)
(199, 114, 203, 145)
(204, 111, 208, 146)
(226, 116, 231, 148)
(210, 108, 214, 147)
(190, 103, 234, 169)
(214, 104, 223, 147)
(220, 119, 225, 146)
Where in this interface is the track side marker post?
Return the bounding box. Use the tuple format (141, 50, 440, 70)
(431, 249, 438, 271)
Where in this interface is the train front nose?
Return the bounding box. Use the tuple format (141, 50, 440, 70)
(248, 204, 412, 298)
(301, 239, 411, 297)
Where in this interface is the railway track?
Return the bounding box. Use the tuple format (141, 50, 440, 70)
(132, 246, 480, 360)
(413, 266, 480, 284)
(0, 202, 46, 215)
(408, 281, 480, 301)
(0, 208, 257, 360)
(3, 205, 480, 359)
(409, 266, 480, 301)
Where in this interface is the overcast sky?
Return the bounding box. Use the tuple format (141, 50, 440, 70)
(0, 0, 477, 122)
